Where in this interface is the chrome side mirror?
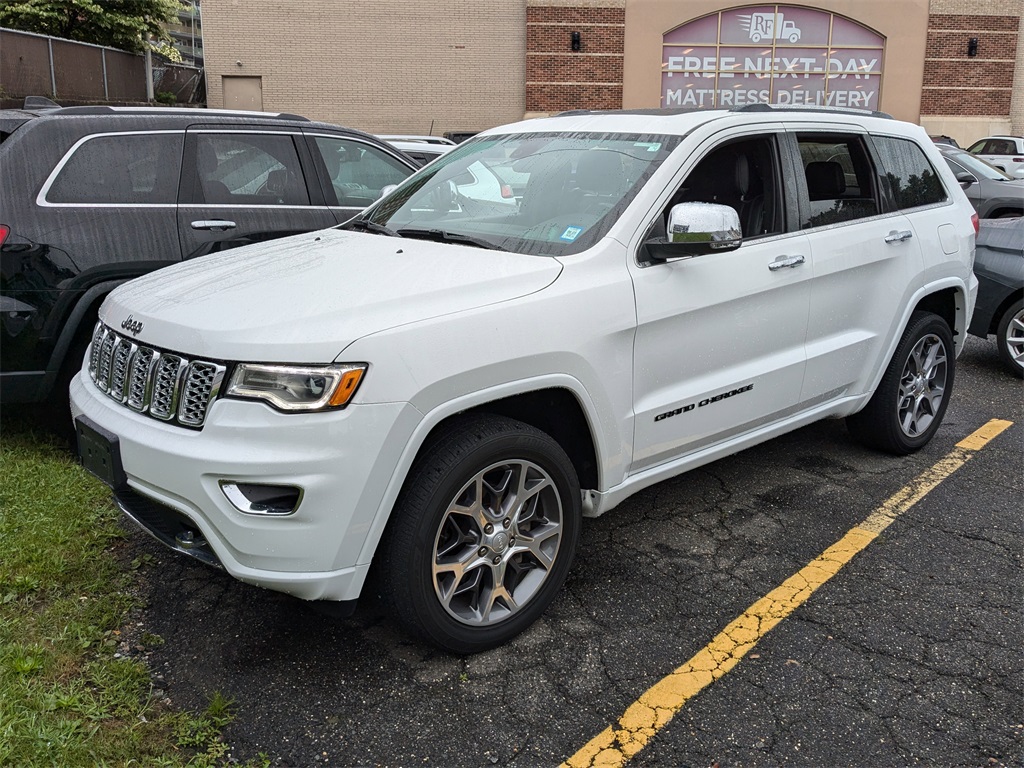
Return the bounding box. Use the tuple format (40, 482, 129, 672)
(642, 202, 742, 264)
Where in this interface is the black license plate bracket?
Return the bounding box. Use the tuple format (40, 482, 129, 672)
(76, 416, 127, 490)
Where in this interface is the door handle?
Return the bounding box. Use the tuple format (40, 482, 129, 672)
(191, 220, 237, 232)
(884, 230, 913, 243)
(768, 254, 806, 271)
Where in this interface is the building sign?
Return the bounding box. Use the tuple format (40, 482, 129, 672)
(662, 5, 884, 109)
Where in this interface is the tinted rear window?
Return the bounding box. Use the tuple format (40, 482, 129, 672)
(873, 136, 947, 210)
(46, 132, 183, 204)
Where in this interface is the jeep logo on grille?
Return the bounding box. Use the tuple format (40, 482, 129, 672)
(120, 315, 144, 337)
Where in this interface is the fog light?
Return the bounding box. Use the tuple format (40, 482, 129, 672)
(221, 481, 302, 516)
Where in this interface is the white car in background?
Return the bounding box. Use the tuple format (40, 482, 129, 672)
(967, 136, 1024, 179)
(379, 135, 456, 167)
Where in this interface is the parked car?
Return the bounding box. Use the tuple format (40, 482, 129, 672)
(0, 100, 417, 404)
(968, 217, 1024, 377)
(72, 105, 977, 653)
(379, 136, 455, 167)
(378, 135, 456, 146)
(966, 136, 1024, 179)
(930, 134, 960, 148)
(936, 145, 1024, 218)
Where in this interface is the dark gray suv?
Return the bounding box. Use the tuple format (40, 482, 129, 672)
(0, 102, 417, 404)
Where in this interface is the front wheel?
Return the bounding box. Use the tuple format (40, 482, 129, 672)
(847, 311, 955, 455)
(377, 414, 581, 653)
(996, 298, 1024, 378)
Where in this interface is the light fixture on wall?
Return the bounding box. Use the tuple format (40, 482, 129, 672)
(571, 31, 581, 52)
(967, 37, 978, 57)
(236, 60, 243, 67)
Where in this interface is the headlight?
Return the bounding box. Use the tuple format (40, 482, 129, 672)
(226, 363, 366, 412)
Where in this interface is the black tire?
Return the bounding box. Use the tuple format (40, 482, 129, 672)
(995, 298, 1024, 378)
(377, 414, 581, 654)
(847, 311, 955, 455)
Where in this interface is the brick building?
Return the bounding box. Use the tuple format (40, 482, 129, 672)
(200, 0, 1021, 146)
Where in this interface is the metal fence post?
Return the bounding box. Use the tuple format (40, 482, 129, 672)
(102, 48, 109, 100)
(48, 37, 57, 97)
(145, 47, 154, 101)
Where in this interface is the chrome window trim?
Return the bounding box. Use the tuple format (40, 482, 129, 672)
(37, 130, 185, 208)
(177, 204, 339, 210)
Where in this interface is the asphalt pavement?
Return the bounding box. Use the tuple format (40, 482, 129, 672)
(122, 334, 1022, 767)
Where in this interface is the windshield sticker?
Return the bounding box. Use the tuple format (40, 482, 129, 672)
(560, 226, 584, 242)
(633, 142, 662, 152)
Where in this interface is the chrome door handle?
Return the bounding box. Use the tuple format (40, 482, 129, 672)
(884, 230, 913, 243)
(191, 220, 237, 232)
(768, 254, 806, 271)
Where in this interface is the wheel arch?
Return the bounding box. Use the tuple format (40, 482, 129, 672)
(355, 378, 604, 572)
(991, 289, 1024, 334)
(40, 279, 124, 396)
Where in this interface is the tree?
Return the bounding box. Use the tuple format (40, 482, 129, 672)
(0, 0, 185, 55)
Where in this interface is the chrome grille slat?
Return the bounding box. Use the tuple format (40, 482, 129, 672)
(108, 338, 135, 402)
(88, 322, 105, 377)
(87, 323, 225, 428)
(126, 348, 156, 411)
(150, 354, 184, 420)
(95, 332, 116, 390)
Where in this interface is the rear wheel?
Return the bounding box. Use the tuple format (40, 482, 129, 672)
(378, 414, 581, 653)
(996, 298, 1024, 378)
(847, 311, 955, 455)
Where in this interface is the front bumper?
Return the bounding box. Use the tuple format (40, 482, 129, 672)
(70, 371, 420, 602)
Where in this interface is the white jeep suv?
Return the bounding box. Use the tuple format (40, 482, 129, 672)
(71, 105, 978, 653)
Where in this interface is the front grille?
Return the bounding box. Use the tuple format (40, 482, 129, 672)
(88, 323, 226, 429)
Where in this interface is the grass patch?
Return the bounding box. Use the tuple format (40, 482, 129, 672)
(1, 411, 264, 766)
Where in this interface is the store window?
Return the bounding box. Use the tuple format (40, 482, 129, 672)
(662, 6, 884, 110)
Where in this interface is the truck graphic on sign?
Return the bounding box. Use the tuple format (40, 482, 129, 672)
(739, 12, 802, 43)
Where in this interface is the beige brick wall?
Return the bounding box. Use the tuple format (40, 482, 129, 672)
(923, 0, 1023, 139)
(202, 0, 527, 135)
(200, 0, 1022, 139)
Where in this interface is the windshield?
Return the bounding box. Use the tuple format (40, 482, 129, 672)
(944, 150, 1013, 181)
(356, 131, 682, 256)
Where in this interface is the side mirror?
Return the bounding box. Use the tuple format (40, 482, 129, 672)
(378, 184, 399, 200)
(641, 202, 742, 264)
(955, 172, 976, 188)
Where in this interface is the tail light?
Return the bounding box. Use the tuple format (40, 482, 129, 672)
(500, 184, 513, 199)
(0, 225, 9, 246)
(971, 213, 979, 234)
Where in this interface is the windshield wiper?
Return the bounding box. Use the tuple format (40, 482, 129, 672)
(344, 218, 401, 237)
(395, 227, 506, 251)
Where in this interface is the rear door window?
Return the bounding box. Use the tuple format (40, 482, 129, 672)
(872, 136, 947, 210)
(185, 133, 310, 205)
(45, 132, 183, 204)
(795, 135, 880, 228)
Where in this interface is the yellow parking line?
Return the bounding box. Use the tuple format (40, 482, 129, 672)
(563, 419, 1014, 768)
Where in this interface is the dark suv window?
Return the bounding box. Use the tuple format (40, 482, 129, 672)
(191, 133, 309, 205)
(47, 132, 183, 204)
(872, 136, 947, 210)
(796, 135, 879, 228)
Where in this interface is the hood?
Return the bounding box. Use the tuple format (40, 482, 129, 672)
(102, 228, 562, 362)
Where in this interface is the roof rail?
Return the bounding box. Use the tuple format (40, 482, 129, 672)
(731, 103, 893, 119)
(43, 105, 311, 121)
